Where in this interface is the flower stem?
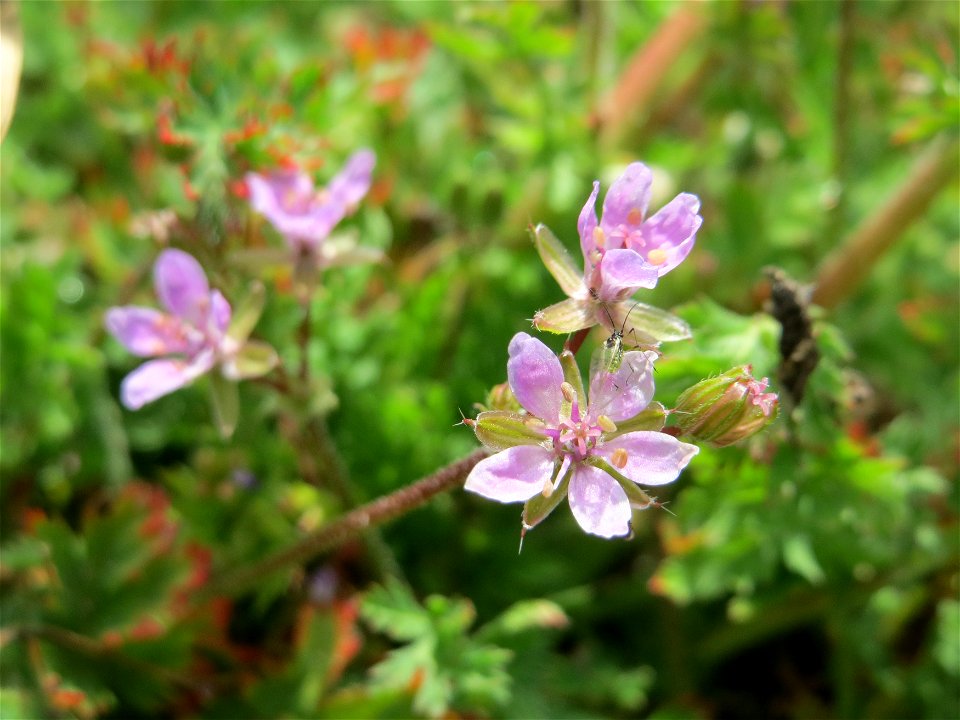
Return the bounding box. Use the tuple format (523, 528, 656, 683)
(297, 296, 312, 383)
(564, 327, 591, 356)
(196, 448, 489, 601)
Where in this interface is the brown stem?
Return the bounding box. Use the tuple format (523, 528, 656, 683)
(812, 134, 959, 309)
(564, 327, 592, 356)
(197, 448, 490, 601)
(594, 6, 708, 147)
(297, 297, 311, 383)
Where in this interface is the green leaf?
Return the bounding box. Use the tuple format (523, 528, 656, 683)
(782, 534, 826, 584)
(361, 580, 431, 642)
(361, 582, 513, 718)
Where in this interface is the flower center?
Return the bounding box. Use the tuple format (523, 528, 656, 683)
(552, 399, 603, 462)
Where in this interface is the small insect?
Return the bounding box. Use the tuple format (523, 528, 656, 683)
(594, 300, 644, 375)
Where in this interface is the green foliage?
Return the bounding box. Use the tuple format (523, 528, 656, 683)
(360, 580, 513, 718)
(1, 1, 957, 719)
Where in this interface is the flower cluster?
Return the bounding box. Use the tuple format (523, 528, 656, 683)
(465, 162, 777, 540)
(105, 249, 276, 410)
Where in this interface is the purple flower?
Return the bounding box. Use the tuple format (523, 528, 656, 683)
(246, 150, 375, 254)
(105, 249, 275, 410)
(464, 333, 698, 539)
(579, 163, 702, 295)
(532, 163, 702, 342)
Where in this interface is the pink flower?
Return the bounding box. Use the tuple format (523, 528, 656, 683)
(532, 163, 702, 343)
(105, 249, 275, 410)
(579, 162, 702, 298)
(246, 150, 375, 254)
(464, 333, 698, 539)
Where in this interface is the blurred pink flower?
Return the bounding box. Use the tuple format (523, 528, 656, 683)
(105, 249, 274, 409)
(246, 150, 375, 253)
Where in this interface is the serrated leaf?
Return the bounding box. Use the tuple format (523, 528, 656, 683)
(361, 580, 430, 642)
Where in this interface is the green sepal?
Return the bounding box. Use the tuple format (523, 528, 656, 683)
(613, 300, 691, 345)
(585, 457, 656, 509)
(531, 223, 582, 297)
(227, 280, 266, 344)
(223, 340, 279, 380)
(522, 461, 571, 531)
(533, 298, 596, 334)
(209, 371, 239, 439)
(473, 411, 547, 451)
(603, 402, 667, 438)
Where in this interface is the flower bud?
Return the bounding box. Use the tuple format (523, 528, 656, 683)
(485, 382, 521, 412)
(673, 366, 779, 447)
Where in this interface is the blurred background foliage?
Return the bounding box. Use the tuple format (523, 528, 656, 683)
(0, 1, 957, 718)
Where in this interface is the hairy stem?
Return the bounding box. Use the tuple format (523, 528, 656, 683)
(197, 448, 489, 601)
(564, 327, 592, 356)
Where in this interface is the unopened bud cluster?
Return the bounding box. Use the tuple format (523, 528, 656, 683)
(673, 366, 779, 447)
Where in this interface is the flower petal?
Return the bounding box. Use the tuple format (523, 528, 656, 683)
(463, 445, 555, 503)
(589, 350, 655, 422)
(640, 193, 702, 276)
(597, 248, 659, 300)
(567, 464, 632, 538)
(119, 353, 215, 410)
(247, 170, 329, 246)
(600, 431, 698, 486)
(577, 181, 600, 261)
(153, 249, 211, 325)
(104, 306, 188, 357)
(600, 163, 652, 233)
(327, 149, 375, 208)
(507, 333, 564, 424)
(209, 289, 232, 335)
(247, 170, 314, 219)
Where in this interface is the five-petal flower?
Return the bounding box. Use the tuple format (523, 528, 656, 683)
(532, 162, 702, 344)
(246, 149, 376, 259)
(105, 249, 275, 410)
(464, 332, 698, 538)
